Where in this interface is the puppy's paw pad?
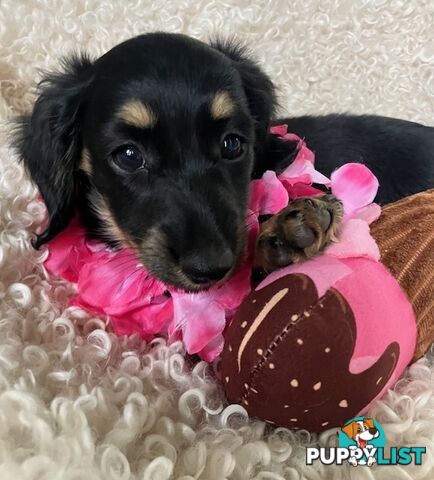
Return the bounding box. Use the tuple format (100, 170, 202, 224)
(254, 194, 344, 272)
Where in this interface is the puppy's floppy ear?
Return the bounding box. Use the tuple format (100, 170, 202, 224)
(211, 39, 297, 177)
(211, 38, 276, 133)
(365, 418, 375, 429)
(342, 421, 357, 440)
(14, 54, 94, 248)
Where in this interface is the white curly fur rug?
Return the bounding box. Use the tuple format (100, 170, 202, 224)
(0, 1, 433, 479)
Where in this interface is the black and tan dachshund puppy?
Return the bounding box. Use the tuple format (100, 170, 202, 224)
(14, 33, 434, 290)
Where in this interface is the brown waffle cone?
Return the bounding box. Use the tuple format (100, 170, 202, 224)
(370, 189, 434, 360)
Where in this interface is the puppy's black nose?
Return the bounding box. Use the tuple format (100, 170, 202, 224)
(181, 249, 234, 284)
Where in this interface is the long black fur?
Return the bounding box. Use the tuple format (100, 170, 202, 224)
(14, 54, 94, 247)
(269, 114, 434, 204)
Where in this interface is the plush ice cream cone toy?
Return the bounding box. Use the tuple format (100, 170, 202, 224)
(371, 189, 434, 360)
(221, 189, 434, 432)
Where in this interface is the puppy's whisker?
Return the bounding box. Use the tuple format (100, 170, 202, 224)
(246, 207, 266, 219)
(108, 258, 142, 276)
(110, 266, 143, 286)
(109, 254, 139, 268)
(114, 267, 146, 295)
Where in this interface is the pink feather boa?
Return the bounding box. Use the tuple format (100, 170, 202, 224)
(43, 125, 380, 361)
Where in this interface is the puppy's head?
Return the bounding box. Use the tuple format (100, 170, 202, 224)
(15, 33, 280, 290)
(342, 418, 378, 441)
(342, 420, 359, 441)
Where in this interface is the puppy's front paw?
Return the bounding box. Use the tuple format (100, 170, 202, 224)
(254, 194, 343, 273)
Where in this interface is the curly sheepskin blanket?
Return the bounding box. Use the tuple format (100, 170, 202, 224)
(0, 1, 433, 479)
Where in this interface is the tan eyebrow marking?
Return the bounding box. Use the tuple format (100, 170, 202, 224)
(210, 91, 235, 119)
(88, 189, 131, 247)
(117, 100, 156, 129)
(80, 148, 92, 176)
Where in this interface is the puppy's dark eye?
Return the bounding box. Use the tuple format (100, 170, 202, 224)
(221, 134, 244, 160)
(111, 145, 145, 172)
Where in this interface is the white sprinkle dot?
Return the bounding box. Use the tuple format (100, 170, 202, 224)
(297, 338, 303, 345)
(322, 421, 329, 427)
(376, 377, 383, 385)
(241, 321, 247, 328)
(228, 345, 232, 352)
(304, 409, 309, 413)
(257, 348, 263, 355)
(243, 399, 249, 406)
(284, 405, 289, 409)
(313, 382, 322, 391)
(290, 379, 299, 387)
(269, 363, 275, 369)
(225, 377, 229, 383)
(252, 299, 257, 303)
(304, 310, 311, 317)
(290, 418, 298, 422)
(244, 383, 249, 389)
(250, 387, 258, 394)
(339, 399, 349, 408)
(291, 314, 299, 321)
(325, 347, 331, 353)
